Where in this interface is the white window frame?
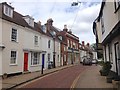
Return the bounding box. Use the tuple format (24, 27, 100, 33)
(4, 5, 13, 18)
(11, 28, 18, 42)
(34, 36, 38, 46)
(101, 15, 105, 34)
(31, 52, 40, 66)
(10, 50, 17, 65)
(48, 53, 51, 61)
(48, 40, 51, 48)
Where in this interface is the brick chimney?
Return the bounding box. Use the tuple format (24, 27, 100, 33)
(87, 43, 90, 47)
(82, 41, 85, 46)
(37, 21, 41, 26)
(63, 25, 68, 32)
(47, 18, 53, 26)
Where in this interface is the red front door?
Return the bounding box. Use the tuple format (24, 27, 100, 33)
(24, 53, 28, 71)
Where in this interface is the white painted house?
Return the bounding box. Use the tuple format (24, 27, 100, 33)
(0, 2, 61, 76)
(93, 0, 120, 76)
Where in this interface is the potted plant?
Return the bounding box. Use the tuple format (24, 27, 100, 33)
(99, 61, 112, 76)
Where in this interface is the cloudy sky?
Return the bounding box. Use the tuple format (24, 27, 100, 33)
(1, 0, 102, 44)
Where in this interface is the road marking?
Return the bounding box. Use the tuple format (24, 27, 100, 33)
(70, 73, 81, 90)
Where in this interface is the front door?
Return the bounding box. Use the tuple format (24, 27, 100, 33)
(42, 54, 45, 68)
(24, 53, 28, 71)
(114, 42, 120, 75)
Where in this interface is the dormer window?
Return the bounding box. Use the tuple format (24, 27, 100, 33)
(23, 15, 34, 27)
(4, 5, 13, 18)
(42, 25, 47, 33)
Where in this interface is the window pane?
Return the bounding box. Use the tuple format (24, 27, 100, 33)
(11, 29, 17, 42)
(31, 52, 39, 65)
(10, 51, 16, 64)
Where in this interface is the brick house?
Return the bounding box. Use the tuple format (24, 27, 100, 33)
(58, 25, 80, 65)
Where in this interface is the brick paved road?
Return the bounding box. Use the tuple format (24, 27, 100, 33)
(19, 64, 88, 88)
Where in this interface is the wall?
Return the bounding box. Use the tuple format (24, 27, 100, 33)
(102, 1, 119, 42)
(0, 19, 2, 75)
(111, 36, 120, 73)
(55, 40, 60, 67)
(2, 20, 24, 74)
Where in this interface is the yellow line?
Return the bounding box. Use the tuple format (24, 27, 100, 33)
(70, 73, 81, 90)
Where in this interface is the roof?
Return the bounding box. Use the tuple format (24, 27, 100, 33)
(0, 2, 61, 41)
(97, 1, 105, 22)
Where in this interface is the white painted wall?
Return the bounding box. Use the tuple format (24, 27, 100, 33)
(23, 28, 46, 72)
(111, 36, 120, 73)
(2, 20, 24, 75)
(0, 19, 2, 75)
(93, 51, 97, 60)
(55, 40, 60, 67)
(102, 1, 119, 42)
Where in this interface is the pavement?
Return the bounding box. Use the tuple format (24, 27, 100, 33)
(1, 64, 73, 90)
(74, 65, 115, 89)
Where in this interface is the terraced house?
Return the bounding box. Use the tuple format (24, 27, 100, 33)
(0, 2, 61, 76)
(93, 0, 120, 76)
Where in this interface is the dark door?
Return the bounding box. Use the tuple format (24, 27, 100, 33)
(114, 42, 119, 75)
(42, 54, 45, 68)
(24, 53, 28, 71)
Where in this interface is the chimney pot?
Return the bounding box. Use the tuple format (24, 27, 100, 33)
(63, 24, 68, 32)
(82, 41, 85, 46)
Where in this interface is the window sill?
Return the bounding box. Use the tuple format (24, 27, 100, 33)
(11, 41, 19, 43)
(30, 64, 41, 67)
(34, 45, 39, 47)
(9, 64, 18, 66)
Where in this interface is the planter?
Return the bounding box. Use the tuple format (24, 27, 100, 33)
(106, 76, 113, 83)
(99, 69, 109, 76)
(2, 73, 8, 79)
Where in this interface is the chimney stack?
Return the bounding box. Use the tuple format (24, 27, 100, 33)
(63, 25, 68, 32)
(87, 43, 90, 47)
(47, 18, 53, 26)
(82, 41, 85, 46)
(37, 21, 41, 26)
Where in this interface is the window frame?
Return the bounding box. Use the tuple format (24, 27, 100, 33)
(10, 50, 17, 65)
(31, 52, 40, 66)
(101, 15, 105, 34)
(4, 5, 13, 18)
(11, 28, 18, 42)
(48, 53, 50, 61)
(34, 36, 38, 46)
(48, 40, 51, 48)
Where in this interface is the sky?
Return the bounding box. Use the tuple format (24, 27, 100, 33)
(1, 0, 102, 44)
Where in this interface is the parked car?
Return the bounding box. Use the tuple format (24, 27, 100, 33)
(83, 58, 92, 65)
(92, 59, 98, 64)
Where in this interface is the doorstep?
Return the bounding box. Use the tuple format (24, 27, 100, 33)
(112, 80, 120, 88)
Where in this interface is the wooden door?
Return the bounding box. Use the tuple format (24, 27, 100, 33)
(24, 53, 28, 71)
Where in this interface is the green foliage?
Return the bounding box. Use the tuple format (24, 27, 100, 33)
(99, 61, 112, 76)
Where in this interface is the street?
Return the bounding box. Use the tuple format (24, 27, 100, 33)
(17, 64, 88, 88)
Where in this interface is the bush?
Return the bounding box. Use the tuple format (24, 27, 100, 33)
(99, 61, 112, 76)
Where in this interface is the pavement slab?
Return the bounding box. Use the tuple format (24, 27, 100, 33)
(75, 65, 113, 88)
